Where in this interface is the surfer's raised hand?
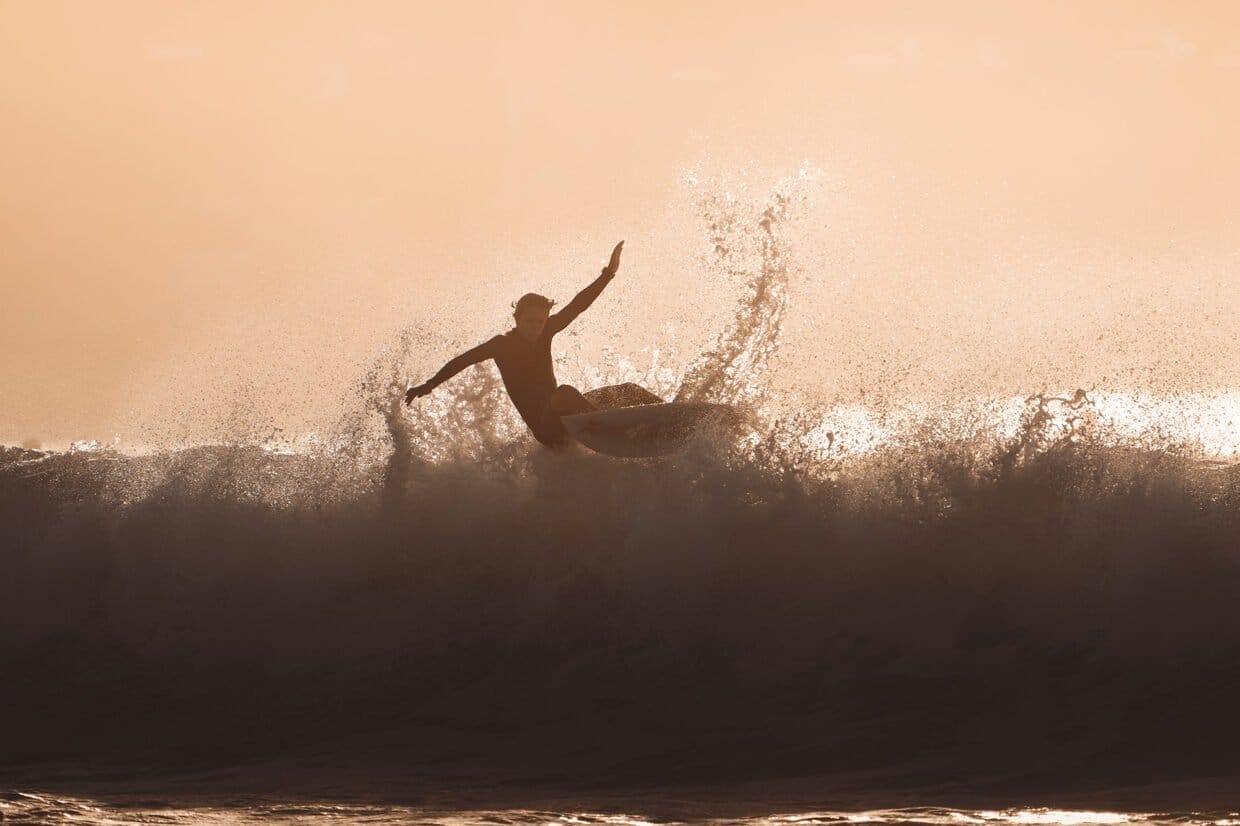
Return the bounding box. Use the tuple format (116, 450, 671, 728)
(404, 383, 432, 406)
(604, 240, 624, 275)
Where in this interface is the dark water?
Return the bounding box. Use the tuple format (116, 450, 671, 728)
(4, 426, 1240, 813)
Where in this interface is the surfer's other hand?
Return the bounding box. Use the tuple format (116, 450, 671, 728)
(605, 240, 624, 275)
(405, 383, 431, 406)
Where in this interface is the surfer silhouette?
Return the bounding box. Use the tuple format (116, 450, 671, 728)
(405, 241, 663, 447)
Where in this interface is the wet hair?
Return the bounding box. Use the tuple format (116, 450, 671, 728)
(512, 293, 555, 319)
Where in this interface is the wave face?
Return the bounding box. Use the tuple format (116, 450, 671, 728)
(3, 177, 1240, 807)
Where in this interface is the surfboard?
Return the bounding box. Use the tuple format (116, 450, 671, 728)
(561, 402, 734, 458)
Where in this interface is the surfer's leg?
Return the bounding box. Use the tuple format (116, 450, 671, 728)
(533, 385, 594, 448)
(548, 384, 596, 416)
(582, 382, 664, 410)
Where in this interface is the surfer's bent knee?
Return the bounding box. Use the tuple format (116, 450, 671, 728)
(550, 384, 585, 409)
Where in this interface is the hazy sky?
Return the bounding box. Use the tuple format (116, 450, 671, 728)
(3, 1, 1239, 445)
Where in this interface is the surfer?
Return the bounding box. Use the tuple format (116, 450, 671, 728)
(404, 241, 662, 447)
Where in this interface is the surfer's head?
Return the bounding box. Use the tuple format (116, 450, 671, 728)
(513, 293, 554, 341)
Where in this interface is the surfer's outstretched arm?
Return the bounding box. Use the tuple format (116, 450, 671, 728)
(548, 241, 623, 335)
(405, 338, 499, 405)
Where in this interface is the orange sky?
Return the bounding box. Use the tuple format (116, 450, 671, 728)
(3, 1, 1239, 445)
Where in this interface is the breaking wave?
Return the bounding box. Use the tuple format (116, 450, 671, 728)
(3, 173, 1240, 808)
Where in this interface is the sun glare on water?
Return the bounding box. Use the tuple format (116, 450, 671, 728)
(794, 391, 1240, 464)
(4, 798, 1237, 826)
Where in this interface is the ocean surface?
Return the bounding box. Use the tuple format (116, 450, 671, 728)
(1, 793, 1239, 825)
(3, 181, 1239, 820)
